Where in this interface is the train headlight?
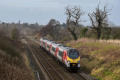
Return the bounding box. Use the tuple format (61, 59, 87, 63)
(67, 61, 70, 64)
(77, 61, 80, 67)
(67, 61, 70, 67)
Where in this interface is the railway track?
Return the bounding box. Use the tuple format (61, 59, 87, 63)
(32, 45, 75, 80)
(27, 41, 65, 80)
(31, 45, 65, 80)
(26, 39, 95, 80)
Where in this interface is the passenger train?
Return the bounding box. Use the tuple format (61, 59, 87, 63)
(40, 38, 80, 70)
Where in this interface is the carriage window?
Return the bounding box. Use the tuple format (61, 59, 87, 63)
(59, 51, 63, 57)
(47, 45, 50, 48)
(52, 47, 56, 51)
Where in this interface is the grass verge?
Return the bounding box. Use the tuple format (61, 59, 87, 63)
(0, 36, 34, 80)
(66, 38, 120, 80)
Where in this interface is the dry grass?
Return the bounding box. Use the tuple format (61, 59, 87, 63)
(0, 37, 34, 80)
(66, 38, 120, 80)
(22, 52, 35, 79)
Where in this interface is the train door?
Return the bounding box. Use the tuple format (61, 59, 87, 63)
(55, 47, 59, 57)
(49, 44, 52, 52)
(40, 41, 42, 47)
(43, 42, 45, 48)
(47, 44, 49, 51)
(62, 50, 67, 63)
(45, 42, 47, 50)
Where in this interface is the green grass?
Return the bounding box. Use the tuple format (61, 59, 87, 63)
(103, 69, 113, 76)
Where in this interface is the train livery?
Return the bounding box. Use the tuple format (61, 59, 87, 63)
(40, 38, 80, 70)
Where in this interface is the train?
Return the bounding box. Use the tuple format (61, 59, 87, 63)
(40, 38, 80, 70)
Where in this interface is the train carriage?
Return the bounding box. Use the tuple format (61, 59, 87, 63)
(45, 40, 51, 51)
(40, 38, 80, 70)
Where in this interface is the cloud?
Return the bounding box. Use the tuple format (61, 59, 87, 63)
(0, 0, 120, 25)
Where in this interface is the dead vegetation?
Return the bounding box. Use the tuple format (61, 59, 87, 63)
(66, 38, 120, 80)
(0, 36, 34, 80)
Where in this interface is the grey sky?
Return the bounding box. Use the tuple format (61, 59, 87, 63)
(0, 0, 119, 26)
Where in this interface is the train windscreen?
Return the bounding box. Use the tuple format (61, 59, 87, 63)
(68, 49, 79, 59)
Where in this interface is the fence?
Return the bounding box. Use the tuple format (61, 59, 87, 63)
(95, 40, 120, 46)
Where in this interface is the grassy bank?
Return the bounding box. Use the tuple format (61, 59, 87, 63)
(66, 38, 120, 80)
(0, 36, 34, 80)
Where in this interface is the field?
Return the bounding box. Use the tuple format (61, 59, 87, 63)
(66, 38, 120, 80)
(0, 36, 34, 80)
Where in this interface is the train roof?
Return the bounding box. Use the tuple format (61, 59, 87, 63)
(40, 38, 76, 51)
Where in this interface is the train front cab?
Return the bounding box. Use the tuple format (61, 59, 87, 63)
(65, 49, 80, 70)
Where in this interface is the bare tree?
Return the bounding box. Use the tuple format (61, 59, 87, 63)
(40, 19, 61, 40)
(88, 6, 109, 39)
(65, 6, 83, 40)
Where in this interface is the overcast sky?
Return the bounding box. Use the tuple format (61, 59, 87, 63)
(0, 0, 119, 26)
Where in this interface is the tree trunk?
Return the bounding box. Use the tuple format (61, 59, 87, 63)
(71, 31, 78, 40)
(97, 27, 101, 39)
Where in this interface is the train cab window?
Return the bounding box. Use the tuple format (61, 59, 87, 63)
(68, 49, 79, 59)
(59, 51, 63, 57)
